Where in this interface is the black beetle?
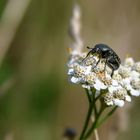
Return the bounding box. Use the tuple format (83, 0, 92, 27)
(83, 44, 121, 77)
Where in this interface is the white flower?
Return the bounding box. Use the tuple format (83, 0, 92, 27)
(113, 99, 124, 107)
(68, 50, 140, 107)
(73, 64, 86, 78)
(82, 84, 91, 90)
(68, 69, 74, 75)
(125, 95, 131, 102)
(68, 5, 140, 108)
(94, 79, 107, 91)
(84, 72, 96, 85)
(131, 78, 140, 89)
(130, 70, 140, 78)
(124, 57, 135, 67)
(108, 85, 122, 93)
(93, 60, 105, 73)
(130, 89, 140, 96)
(85, 66, 92, 75)
(112, 72, 122, 82)
(108, 86, 117, 93)
(120, 78, 131, 89)
(118, 66, 131, 78)
(133, 62, 140, 73)
(84, 55, 96, 66)
(71, 76, 80, 83)
(129, 78, 140, 96)
(112, 80, 119, 86)
(106, 100, 114, 106)
(104, 93, 114, 106)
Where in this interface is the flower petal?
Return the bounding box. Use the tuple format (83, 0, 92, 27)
(94, 79, 107, 90)
(106, 101, 114, 106)
(68, 69, 74, 75)
(112, 80, 119, 86)
(82, 84, 90, 90)
(113, 99, 124, 107)
(108, 86, 116, 93)
(125, 95, 131, 102)
(124, 57, 135, 67)
(85, 66, 92, 75)
(71, 77, 79, 83)
(130, 89, 140, 96)
(130, 71, 140, 78)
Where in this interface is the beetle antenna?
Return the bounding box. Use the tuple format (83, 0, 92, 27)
(87, 46, 92, 50)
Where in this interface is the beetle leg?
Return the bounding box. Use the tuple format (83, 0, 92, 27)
(106, 56, 115, 77)
(92, 57, 101, 69)
(111, 69, 114, 77)
(82, 51, 91, 62)
(83, 47, 96, 62)
(104, 59, 107, 71)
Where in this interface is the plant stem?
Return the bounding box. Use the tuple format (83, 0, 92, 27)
(85, 89, 92, 103)
(94, 103, 98, 118)
(96, 106, 118, 128)
(79, 90, 94, 140)
(94, 129, 99, 140)
(95, 94, 102, 102)
(83, 105, 106, 139)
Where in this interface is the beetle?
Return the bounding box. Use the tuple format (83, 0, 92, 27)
(83, 44, 121, 77)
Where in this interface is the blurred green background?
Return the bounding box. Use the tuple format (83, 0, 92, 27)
(0, 0, 140, 140)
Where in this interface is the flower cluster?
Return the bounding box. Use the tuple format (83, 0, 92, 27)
(68, 52, 140, 107)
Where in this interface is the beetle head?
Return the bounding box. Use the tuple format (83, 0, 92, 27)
(87, 46, 98, 54)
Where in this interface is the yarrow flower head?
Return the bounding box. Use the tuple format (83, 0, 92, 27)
(67, 4, 140, 108)
(67, 5, 140, 140)
(68, 52, 140, 107)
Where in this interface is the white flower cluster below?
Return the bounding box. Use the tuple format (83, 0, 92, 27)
(68, 51, 140, 107)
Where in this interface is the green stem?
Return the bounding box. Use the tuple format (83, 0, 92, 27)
(91, 88, 98, 118)
(85, 89, 92, 103)
(93, 103, 98, 118)
(95, 94, 102, 102)
(83, 105, 106, 139)
(79, 90, 94, 140)
(96, 106, 118, 128)
(95, 89, 107, 102)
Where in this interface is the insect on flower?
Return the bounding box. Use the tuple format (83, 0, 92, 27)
(83, 44, 121, 77)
